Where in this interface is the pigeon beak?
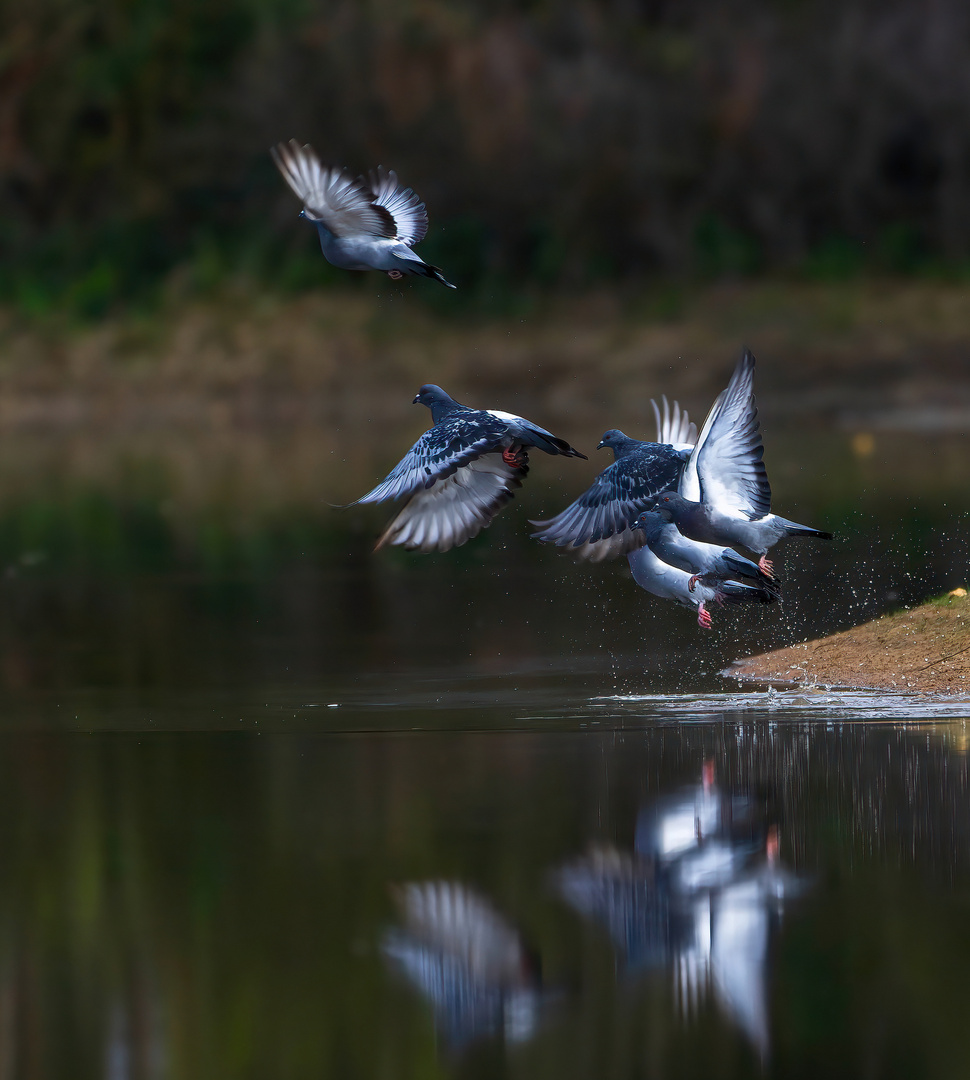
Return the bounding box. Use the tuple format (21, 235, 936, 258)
(298, 209, 306, 219)
(412, 394, 421, 405)
(596, 440, 607, 451)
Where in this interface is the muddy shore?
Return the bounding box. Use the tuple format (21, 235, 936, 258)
(728, 590, 970, 695)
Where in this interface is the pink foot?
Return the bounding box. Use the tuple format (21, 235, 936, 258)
(387, 269, 404, 280)
(696, 603, 713, 630)
(502, 445, 528, 469)
(758, 555, 774, 575)
(688, 574, 700, 593)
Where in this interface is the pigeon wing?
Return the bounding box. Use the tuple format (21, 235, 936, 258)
(350, 415, 507, 507)
(651, 395, 697, 449)
(375, 455, 527, 552)
(367, 167, 429, 245)
(683, 350, 770, 517)
(272, 140, 396, 239)
(531, 447, 684, 562)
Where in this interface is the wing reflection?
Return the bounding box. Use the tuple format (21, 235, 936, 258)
(555, 763, 804, 1061)
(382, 880, 543, 1050)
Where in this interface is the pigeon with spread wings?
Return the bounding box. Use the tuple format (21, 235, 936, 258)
(655, 351, 831, 574)
(529, 396, 696, 562)
(271, 139, 455, 287)
(347, 385, 586, 552)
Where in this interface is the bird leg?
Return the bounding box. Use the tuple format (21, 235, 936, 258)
(696, 603, 713, 630)
(387, 269, 404, 280)
(502, 444, 528, 469)
(758, 555, 774, 575)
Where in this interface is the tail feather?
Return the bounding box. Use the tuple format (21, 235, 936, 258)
(720, 552, 783, 597)
(777, 517, 833, 540)
(716, 581, 778, 606)
(526, 432, 587, 459)
(415, 261, 457, 288)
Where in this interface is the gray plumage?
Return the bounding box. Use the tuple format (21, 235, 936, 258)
(632, 511, 781, 597)
(530, 399, 695, 562)
(626, 543, 776, 629)
(661, 350, 831, 572)
(347, 385, 586, 552)
(271, 140, 456, 287)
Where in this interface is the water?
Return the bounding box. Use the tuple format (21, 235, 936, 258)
(0, 423, 967, 1078)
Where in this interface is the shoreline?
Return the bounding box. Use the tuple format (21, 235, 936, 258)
(726, 590, 970, 696)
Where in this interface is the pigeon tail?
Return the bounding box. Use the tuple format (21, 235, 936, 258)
(410, 260, 456, 288)
(715, 581, 778, 606)
(774, 517, 833, 540)
(524, 431, 587, 460)
(719, 551, 783, 596)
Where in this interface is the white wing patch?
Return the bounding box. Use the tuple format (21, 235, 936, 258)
(368, 167, 429, 246)
(376, 456, 523, 552)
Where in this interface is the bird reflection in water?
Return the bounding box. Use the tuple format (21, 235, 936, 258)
(555, 760, 803, 1062)
(382, 880, 543, 1050)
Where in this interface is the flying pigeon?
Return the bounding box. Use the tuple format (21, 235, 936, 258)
(347, 384, 586, 552)
(530, 397, 697, 561)
(626, 543, 776, 629)
(271, 139, 456, 287)
(655, 350, 831, 574)
(632, 510, 781, 597)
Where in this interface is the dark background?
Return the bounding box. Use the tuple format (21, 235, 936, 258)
(4, 0, 970, 316)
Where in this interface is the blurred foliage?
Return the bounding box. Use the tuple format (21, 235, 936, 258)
(3, 0, 970, 317)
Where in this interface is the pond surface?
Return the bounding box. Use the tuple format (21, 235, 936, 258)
(0, 422, 966, 1078)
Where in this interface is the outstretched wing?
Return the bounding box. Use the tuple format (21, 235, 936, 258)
(367, 167, 429, 245)
(349, 414, 508, 506)
(681, 350, 770, 518)
(531, 447, 685, 562)
(271, 140, 395, 239)
(651, 395, 697, 450)
(376, 455, 527, 552)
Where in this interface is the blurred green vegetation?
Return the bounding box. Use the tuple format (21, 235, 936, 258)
(4, 0, 970, 322)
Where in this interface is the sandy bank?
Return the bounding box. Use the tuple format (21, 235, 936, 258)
(728, 590, 970, 695)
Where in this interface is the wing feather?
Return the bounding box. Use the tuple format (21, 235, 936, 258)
(687, 351, 770, 518)
(271, 140, 396, 239)
(349, 414, 508, 507)
(651, 395, 697, 449)
(367, 167, 429, 245)
(376, 456, 526, 552)
(531, 445, 684, 561)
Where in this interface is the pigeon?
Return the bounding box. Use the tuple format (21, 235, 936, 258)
(347, 384, 586, 552)
(382, 880, 543, 1047)
(626, 543, 776, 629)
(632, 510, 781, 597)
(271, 139, 456, 287)
(530, 397, 697, 561)
(655, 350, 831, 574)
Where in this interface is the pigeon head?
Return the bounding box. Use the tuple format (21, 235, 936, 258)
(596, 429, 639, 459)
(632, 510, 665, 543)
(654, 490, 690, 521)
(412, 384, 463, 422)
